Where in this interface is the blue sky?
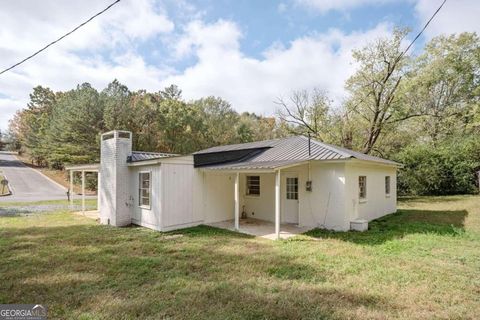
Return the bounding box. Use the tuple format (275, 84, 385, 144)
(0, 0, 479, 130)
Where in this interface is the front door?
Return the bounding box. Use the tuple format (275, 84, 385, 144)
(282, 173, 299, 224)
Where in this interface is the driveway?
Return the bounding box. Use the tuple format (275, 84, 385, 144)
(0, 153, 68, 202)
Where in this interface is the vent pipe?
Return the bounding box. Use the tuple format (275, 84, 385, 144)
(308, 133, 311, 157)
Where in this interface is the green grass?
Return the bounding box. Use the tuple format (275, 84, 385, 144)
(0, 198, 97, 207)
(1, 196, 479, 319)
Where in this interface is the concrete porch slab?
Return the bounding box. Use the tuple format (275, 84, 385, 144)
(207, 218, 312, 240)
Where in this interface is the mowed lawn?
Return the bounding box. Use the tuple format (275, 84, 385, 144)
(1, 196, 479, 319)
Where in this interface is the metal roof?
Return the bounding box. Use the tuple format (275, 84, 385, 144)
(195, 136, 401, 169)
(129, 151, 177, 162)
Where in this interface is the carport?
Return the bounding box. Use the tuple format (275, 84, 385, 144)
(65, 163, 100, 213)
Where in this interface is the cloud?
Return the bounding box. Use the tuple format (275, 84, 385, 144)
(294, 0, 394, 13)
(414, 0, 480, 38)
(163, 20, 393, 114)
(0, 0, 173, 130)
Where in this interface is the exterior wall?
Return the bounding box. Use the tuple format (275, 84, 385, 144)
(344, 162, 397, 222)
(99, 131, 132, 227)
(203, 172, 235, 223)
(240, 173, 275, 222)
(129, 165, 162, 230)
(297, 162, 349, 231)
(160, 160, 203, 230)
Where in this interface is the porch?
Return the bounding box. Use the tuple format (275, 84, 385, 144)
(208, 217, 312, 240)
(202, 161, 310, 240)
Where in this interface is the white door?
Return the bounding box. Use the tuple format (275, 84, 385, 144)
(282, 173, 299, 224)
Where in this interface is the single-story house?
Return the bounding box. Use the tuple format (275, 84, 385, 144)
(98, 130, 401, 239)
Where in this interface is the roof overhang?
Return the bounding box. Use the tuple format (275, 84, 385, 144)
(65, 163, 100, 171)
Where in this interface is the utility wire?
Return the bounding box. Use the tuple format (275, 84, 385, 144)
(398, 0, 447, 60)
(347, 0, 447, 111)
(0, 0, 121, 76)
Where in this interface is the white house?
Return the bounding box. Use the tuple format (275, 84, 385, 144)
(98, 130, 401, 239)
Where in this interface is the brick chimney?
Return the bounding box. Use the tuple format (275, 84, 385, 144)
(99, 130, 132, 226)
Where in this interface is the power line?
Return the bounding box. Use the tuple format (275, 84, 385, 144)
(0, 0, 121, 76)
(348, 0, 447, 111)
(398, 0, 447, 60)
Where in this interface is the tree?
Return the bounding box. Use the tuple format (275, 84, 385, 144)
(275, 89, 333, 141)
(102, 80, 132, 131)
(45, 83, 104, 167)
(345, 28, 414, 154)
(403, 32, 480, 143)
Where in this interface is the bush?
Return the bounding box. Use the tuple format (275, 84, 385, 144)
(395, 137, 480, 195)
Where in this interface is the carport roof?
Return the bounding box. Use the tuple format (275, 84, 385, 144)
(194, 135, 401, 169)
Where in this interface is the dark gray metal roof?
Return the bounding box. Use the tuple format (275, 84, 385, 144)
(129, 151, 177, 162)
(195, 136, 401, 169)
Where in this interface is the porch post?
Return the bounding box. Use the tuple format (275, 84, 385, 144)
(81, 170, 86, 214)
(69, 170, 74, 207)
(97, 171, 100, 211)
(275, 169, 281, 240)
(234, 172, 240, 231)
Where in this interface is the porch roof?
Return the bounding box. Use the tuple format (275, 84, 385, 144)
(200, 159, 305, 171)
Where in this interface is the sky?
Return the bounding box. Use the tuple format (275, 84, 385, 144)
(0, 0, 479, 130)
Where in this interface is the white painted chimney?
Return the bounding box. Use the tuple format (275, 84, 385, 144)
(99, 130, 132, 226)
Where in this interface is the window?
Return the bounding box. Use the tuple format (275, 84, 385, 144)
(359, 176, 367, 200)
(246, 176, 260, 196)
(385, 176, 391, 196)
(286, 177, 298, 200)
(139, 172, 151, 208)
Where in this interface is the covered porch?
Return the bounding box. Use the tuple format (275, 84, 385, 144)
(202, 160, 311, 240)
(208, 217, 312, 240)
(65, 163, 100, 214)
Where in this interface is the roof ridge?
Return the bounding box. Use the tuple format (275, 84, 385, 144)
(298, 135, 352, 158)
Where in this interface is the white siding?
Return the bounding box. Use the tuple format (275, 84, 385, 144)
(345, 162, 397, 222)
(161, 163, 200, 229)
(203, 172, 235, 223)
(130, 165, 162, 230)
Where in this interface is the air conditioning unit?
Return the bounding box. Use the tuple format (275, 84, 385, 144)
(350, 219, 368, 232)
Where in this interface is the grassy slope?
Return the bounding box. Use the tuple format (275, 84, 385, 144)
(0, 196, 479, 319)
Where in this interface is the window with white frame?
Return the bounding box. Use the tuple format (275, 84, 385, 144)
(385, 176, 391, 196)
(246, 176, 260, 196)
(139, 172, 151, 208)
(359, 176, 367, 200)
(286, 177, 298, 200)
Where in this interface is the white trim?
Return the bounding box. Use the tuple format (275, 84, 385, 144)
(138, 170, 152, 210)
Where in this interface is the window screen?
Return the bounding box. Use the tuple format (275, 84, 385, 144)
(246, 176, 260, 196)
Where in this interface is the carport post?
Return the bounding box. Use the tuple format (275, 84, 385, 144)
(275, 169, 281, 240)
(234, 172, 240, 231)
(69, 170, 74, 207)
(81, 170, 86, 213)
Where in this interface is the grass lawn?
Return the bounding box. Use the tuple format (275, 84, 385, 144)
(1, 196, 479, 319)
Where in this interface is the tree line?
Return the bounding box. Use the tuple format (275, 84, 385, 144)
(4, 30, 480, 195)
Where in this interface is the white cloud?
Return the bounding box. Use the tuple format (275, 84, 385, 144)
(414, 0, 480, 38)
(0, 0, 173, 130)
(163, 21, 392, 115)
(295, 0, 394, 13)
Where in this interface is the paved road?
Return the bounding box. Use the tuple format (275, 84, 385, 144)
(0, 153, 68, 202)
